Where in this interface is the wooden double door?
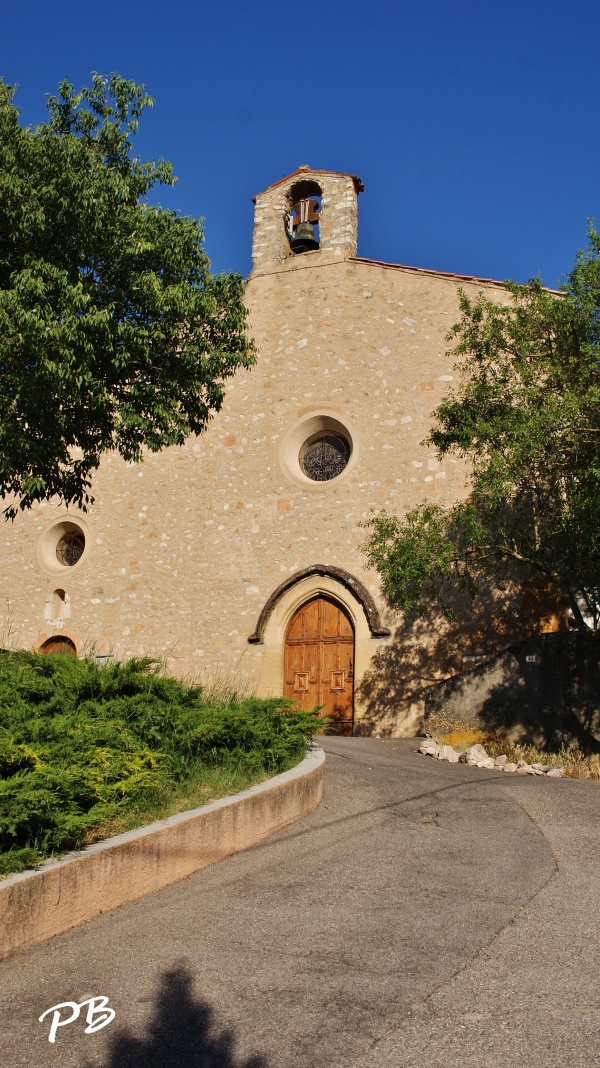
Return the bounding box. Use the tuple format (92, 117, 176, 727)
(284, 596, 354, 735)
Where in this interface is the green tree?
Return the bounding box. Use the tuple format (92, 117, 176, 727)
(363, 230, 600, 631)
(0, 74, 254, 518)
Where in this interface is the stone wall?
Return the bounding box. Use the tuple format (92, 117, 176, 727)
(424, 632, 600, 751)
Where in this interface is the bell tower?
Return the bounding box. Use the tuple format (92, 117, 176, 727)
(251, 165, 364, 275)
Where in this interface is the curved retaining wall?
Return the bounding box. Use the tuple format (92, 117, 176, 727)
(0, 744, 325, 961)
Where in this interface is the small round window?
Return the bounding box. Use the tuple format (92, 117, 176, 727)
(56, 530, 85, 567)
(300, 433, 351, 482)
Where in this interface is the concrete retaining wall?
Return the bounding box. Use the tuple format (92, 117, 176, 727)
(0, 744, 325, 961)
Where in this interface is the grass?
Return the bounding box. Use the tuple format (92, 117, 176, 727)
(79, 763, 275, 846)
(426, 717, 600, 779)
(0, 651, 321, 876)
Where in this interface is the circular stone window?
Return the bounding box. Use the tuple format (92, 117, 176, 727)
(56, 530, 85, 567)
(279, 412, 356, 488)
(36, 519, 89, 576)
(300, 433, 351, 481)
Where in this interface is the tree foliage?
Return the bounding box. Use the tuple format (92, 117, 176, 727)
(363, 230, 600, 631)
(0, 74, 254, 517)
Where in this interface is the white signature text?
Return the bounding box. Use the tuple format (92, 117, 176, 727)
(39, 996, 116, 1044)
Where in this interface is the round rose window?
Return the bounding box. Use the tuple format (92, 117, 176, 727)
(56, 530, 85, 567)
(300, 433, 351, 482)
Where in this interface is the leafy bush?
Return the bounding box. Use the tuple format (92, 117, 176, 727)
(0, 652, 320, 875)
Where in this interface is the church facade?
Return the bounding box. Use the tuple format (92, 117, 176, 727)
(1, 167, 560, 735)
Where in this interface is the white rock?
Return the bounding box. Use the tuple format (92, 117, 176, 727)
(503, 762, 518, 773)
(418, 740, 441, 757)
(546, 767, 566, 778)
(459, 744, 489, 765)
(475, 757, 496, 769)
(516, 760, 537, 773)
(530, 762, 549, 773)
(437, 744, 460, 763)
(494, 755, 508, 767)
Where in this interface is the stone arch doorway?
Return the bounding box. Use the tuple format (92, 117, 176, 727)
(284, 595, 354, 735)
(250, 566, 390, 734)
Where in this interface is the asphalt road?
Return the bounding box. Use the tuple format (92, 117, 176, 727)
(1, 736, 598, 1068)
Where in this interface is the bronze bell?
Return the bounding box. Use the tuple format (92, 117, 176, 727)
(290, 220, 320, 253)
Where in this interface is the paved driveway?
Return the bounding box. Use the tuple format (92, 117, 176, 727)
(0, 736, 597, 1067)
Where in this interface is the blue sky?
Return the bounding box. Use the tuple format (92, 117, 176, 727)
(3, 0, 599, 286)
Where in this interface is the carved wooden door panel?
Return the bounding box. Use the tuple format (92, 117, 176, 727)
(284, 596, 354, 735)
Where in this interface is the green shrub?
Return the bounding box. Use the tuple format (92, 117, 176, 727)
(0, 652, 320, 874)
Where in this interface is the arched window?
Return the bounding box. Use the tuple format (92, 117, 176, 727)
(44, 588, 71, 626)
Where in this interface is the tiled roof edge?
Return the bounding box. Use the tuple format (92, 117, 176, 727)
(350, 256, 562, 294)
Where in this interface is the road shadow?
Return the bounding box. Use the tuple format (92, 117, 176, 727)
(95, 963, 268, 1068)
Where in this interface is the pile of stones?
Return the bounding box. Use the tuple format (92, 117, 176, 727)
(418, 739, 565, 777)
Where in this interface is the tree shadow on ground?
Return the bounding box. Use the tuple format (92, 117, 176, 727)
(94, 963, 268, 1068)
